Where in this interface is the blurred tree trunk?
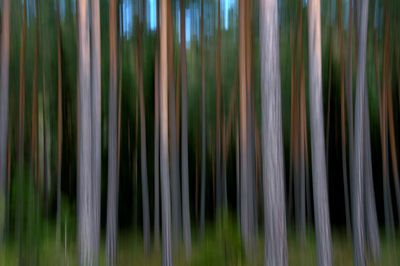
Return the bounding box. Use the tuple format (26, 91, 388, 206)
(260, 0, 288, 265)
(379, 13, 395, 241)
(307, 0, 333, 265)
(90, 0, 102, 262)
(180, 0, 192, 258)
(239, 0, 255, 257)
(384, 12, 400, 226)
(337, 0, 352, 240)
(199, 0, 206, 237)
(136, 4, 151, 253)
(77, 0, 95, 264)
(154, 49, 161, 250)
(346, 0, 354, 202)
(18, 0, 27, 168)
(215, 0, 222, 215)
(16, 1, 27, 255)
(31, 0, 40, 192)
(352, 0, 368, 265)
(160, 0, 173, 263)
(167, 0, 181, 244)
(56, 0, 63, 243)
(0, 0, 10, 242)
(106, 0, 119, 264)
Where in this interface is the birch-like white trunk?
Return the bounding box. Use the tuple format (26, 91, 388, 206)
(307, 0, 333, 265)
(90, 0, 102, 262)
(352, 0, 369, 265)
(260, 0, 288, 265)
(77, 0, 94, 264)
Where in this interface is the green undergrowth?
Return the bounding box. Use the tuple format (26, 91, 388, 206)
(0, 215, 399, 265)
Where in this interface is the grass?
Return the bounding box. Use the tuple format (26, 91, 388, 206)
(0, 217, 399, 266)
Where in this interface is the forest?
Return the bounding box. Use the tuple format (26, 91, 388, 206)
(0, 0, 400, 265)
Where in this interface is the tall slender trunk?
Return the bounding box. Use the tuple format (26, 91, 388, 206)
(136, 10, 151, 253)
(77, 0, 94, 264)
(154, 50, 161, 250)
(215, 0, 222, 215)
(180, 0, 192, 258)
(337, 0, 351, 239)
(379, 14, 395, 239)
(236, 123, 240, 224)
(0, 0, 10, 242)
(260, 0, 288, 265)
(239, 0, 255, 256)
(56, 1, 63, 243)
(106, 0, 119, 264)
(346, 0, 354, 200)
(387, 73, 400, 225)
(160, 0, 173, 263)
(352, 1, 368, 265)
(167, 0, 181, 244)
(31, 0, 40, 190)
(199, 0, 206, 237)
(90, 0, 102, 262)
(307, 0, 333, 265)
(18, 0, 27, 167)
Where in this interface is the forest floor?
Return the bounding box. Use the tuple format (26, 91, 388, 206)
(0, 217, 399, 266)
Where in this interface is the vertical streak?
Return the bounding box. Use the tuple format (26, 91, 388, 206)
(77, 0, 93, 264)
(307, 0, 333, 265)
(160, 0, 172, 264)
(0, 0, 10, 241)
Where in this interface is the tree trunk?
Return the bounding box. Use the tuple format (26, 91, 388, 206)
(106, 0, 119, 264)
(199, 0, 206, 237)
(180, 0, 192, 258)
(160, 0, 173, 264)
(167, 0, 181, 244)
(154, 50, 161, 250)
(352, 0, 368, 265)
(337, 0, 352, 239)
(0, 0, 10, 242)
(136, 11, 151, 254)
(307, 0, 333, 265)
(260, 0, 288, 265)
(77, 0, 94, 264)
(215, 0, 222, 215)
(239, 0, 255, 257)
(56, 1, 63, 243)
(90, 0, 102, 262)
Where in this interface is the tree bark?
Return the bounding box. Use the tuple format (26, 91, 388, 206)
(160, 0, 173, 264)
(77, 0, 94, 264)
(136, 10, 151, 253)
(215, 0, 222, 214)
(307, 0, 333, 265)
(260, 0, 288, 265)
(154, 50, 161, 250)
(90, 0, 102, 262)
(239, 0, 255, 256)
(56, 0, 63, 243)
(167, 0, 181, 244)
(106, 0, 119, 264)
(0, 0, 10, 242)
(352, 0, 368, 265)
(199, 0, 206, 237)
(180, 0, 192, 258)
